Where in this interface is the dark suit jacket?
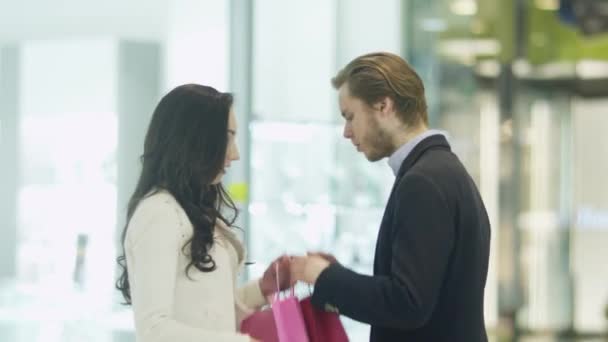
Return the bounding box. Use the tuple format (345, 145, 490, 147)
(312, 135, 491, 341)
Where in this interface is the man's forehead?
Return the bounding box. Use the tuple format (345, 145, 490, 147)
(338, 83, 350, 98)
(338, 86, 350, 107)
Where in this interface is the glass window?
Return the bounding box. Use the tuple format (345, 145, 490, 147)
(249, 1, 401, 340)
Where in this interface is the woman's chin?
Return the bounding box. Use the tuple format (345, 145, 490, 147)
(211, 174, 224, 184)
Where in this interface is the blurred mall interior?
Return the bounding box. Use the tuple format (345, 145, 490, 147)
(0, 0, 607, 341)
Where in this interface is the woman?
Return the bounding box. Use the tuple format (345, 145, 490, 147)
(116, 84, 290, 342)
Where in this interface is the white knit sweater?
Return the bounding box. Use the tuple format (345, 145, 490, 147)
(124, 190, 266, 342)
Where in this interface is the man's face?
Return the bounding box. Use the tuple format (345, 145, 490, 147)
(338, 84, 393, 162)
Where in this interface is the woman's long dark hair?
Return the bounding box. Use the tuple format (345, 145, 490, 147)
(116, 84, 238, 304)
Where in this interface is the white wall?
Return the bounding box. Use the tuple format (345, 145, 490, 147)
(336, 0, 402, 67)
(0, 0, 168, 42)
(252, 0, 336, 122)
(0, 0, 231, 96)
(20, 39, 118, 116)
(164, 0, 230, 91)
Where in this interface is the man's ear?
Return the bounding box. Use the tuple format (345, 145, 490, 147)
(376, 97, 395, 118)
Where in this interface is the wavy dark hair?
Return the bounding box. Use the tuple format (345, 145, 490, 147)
(115, 84, 238, 304)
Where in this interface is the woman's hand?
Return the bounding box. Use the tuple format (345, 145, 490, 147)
(259, 255, 292, 297)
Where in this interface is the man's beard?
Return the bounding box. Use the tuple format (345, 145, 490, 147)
(362, 117, 394, 162)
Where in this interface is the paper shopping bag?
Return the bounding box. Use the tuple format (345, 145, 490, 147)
(272, 294, 310, 342)
(300, 296, 349, 341)
(241, 262, 309, 342)
(240, 307, 279, 342)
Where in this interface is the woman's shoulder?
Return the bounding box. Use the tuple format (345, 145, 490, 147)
(125, 189, 189, 247)
(131, 190, 186, 222)
(136, 189, 180, 209)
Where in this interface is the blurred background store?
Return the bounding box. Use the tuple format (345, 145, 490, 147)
(1, 0, 607, 341)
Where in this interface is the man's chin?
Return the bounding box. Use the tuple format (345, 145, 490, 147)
(364, 151, 384, 162)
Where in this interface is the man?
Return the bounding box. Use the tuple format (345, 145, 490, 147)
(290, 52, 491, 341)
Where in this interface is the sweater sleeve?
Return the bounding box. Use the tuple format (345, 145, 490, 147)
(234, 278, 268, 324)
(125, 195, 250, 342)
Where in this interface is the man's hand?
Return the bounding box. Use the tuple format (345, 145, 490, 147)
(290, 255, 331, 285)
(259, 255, 292, 297)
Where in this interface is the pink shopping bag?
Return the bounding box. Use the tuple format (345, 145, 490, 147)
(241, 263, 309, 342)
(240, 291, 310, 342)
(271, 292, 310, 342)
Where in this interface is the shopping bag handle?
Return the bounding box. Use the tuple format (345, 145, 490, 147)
(270, 262, 296, 304)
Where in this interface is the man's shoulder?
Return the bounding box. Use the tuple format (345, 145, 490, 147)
(408, 147, 466, 181)
(394, 150, 465, 204)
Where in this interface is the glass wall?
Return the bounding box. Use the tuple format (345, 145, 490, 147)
(514, 86, 574, 331)
(570, 97, 608, 331)
(0, 39, 160, 342)
(396, 0, 608, 338)
(246, 0, 401, 340)
(1, 1, 607, 341)
(404, 0, 502, 328)
(1, 2, 226, 340)
(1, 39, 119, 342)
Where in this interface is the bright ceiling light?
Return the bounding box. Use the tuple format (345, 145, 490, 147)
(450, 0, 478, 16)
(534, 0, 559, 11)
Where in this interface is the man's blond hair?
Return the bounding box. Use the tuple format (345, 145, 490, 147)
(332, 52, 428, 126)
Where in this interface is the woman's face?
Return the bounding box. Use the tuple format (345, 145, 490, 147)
(212, 107, 240, 184)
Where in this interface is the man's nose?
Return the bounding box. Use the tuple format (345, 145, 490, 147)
(343, 125, 352, 139)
